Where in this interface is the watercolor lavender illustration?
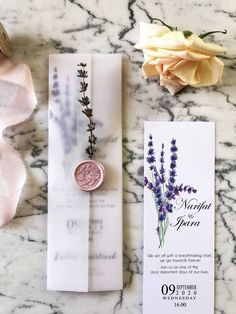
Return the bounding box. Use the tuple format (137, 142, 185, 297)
(144, 135, 197, 248)
(50, 67, 78, 155)
(49, 67, 79, 175)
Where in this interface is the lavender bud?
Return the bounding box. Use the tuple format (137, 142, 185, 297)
(170, 170, 176, 177)
(166, 203, 173, 213)
(171, 153, 178, 161)
(160, 175, 165, 184)
(156, 192, 161, 199)
(167, 184, 174, 191)
(152, 186, 157, 193)
(159, 212, 166, 221)
(147, 155, 156, 164)
(155, 180, 161, 188)
(160, 166, 165, 174)
(166, 191, 172, 200)
(153, 166, 159, 179)
(148, 148, 154, 155)
(170, 145, 178, 153)
(174, 187, 180, 195)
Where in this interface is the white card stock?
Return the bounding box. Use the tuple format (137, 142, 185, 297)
(143, 122, 215, 314)
(48, 54, 122, 292)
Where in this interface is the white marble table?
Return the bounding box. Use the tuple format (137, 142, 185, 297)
(0, 0, 236, 313)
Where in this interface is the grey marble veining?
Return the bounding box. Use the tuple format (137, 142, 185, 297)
(0, 0, 236, 313)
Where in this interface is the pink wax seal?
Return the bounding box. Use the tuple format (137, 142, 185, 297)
(73, 160, 105, 191)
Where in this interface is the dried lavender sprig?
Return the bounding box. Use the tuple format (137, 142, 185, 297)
(77, 63, 97, 159)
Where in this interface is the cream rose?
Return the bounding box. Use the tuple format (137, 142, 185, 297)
(134, 22, 227, 95)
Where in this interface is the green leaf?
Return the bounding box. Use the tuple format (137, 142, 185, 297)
(183, 30, 193, 38)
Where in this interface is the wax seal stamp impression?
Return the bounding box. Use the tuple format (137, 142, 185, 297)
(0, 23, 11, 57)
(74, 62, 105, 191)
(74, 160, 105, 191)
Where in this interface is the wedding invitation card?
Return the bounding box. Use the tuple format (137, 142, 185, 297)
(47, 54, 122, 292)
(143, 122, 215, 313)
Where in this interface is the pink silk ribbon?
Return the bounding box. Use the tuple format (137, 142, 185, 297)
(0, 53, 37, 226)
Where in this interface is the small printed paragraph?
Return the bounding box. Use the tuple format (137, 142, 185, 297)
(147, 253, 212, 275)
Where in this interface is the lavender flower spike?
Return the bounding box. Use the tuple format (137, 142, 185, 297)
(159, 143, 165, 184)
(166, 138, 178, 200)
(147, 134, 156, 167)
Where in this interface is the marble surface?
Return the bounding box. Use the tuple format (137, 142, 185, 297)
(0, 0, 236, 313)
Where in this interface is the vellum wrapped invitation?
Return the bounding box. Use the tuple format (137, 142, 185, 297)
(48, 54, 122, 292)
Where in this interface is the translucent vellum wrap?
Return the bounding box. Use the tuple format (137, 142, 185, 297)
(48, 54, 123, 292)
(0, 54, 37, 226)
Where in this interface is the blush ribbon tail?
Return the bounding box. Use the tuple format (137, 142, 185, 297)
(0, 54, 37, 226)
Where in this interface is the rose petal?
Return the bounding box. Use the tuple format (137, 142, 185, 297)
(160, 74, 185, 95)
(170, 57, 224, 87)
(192, 56, 224, 86)
(135, 23, 227, 55)
(170, 60, 200, 85)
(139, 22, 170, 40)
(135, 31, 189, 50)
(143, 47, 211, 61)
(142, 62, 160, 78)
(187, 34, 227, 55)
